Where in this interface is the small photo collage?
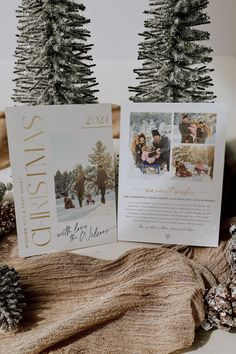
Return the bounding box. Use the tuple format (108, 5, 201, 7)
(129, 112, 216, 181)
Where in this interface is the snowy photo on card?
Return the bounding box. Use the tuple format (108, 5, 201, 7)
(174, 113, 217, 145)
(129, 112, 172, 178)
(52, 135, 115, 223)
(6, 104, 117, 257)
(172, 145, 215, 181)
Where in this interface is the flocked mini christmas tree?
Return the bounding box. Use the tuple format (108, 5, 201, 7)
(129, 0, 215, 103)
(12, 0, 43, 104)
(12, 0, 99, 105)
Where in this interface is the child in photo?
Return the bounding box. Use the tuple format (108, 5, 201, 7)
(86, 193, 95, 205)
(64, 194, 75, 209)
(188, 122, 198, 143)
(141, 145, 160, 164)
(194, 160, 208, 175)
(174, 160, 192, 177)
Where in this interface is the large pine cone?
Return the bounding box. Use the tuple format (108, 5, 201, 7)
(0, 201, 16, 237)
(0, 265, 25, 331)
(228, 225, 236, 274)
(203, 225, 236, 331)
(203, 277, 236, 330)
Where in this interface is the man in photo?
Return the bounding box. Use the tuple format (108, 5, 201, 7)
(152, 129, 170, 171)
(179, 114, 191, 143)
(96, 165, 108, 204)
(197, 121, 208, 144)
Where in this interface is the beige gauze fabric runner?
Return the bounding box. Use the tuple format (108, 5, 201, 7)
(0, 226, 233, 354)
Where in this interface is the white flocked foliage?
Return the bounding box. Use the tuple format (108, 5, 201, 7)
(12, 0, 99, 105)
(129, 0, 216, 103)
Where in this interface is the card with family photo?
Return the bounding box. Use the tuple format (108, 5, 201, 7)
(6, 104, 117, 257)
(118, 103, 227, 247)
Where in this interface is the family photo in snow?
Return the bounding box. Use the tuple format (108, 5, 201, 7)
(172, 145, 215, 181)
(174, 113, 217, 145)
(53, 140, 115, 223)
(129, 112, 172, 176)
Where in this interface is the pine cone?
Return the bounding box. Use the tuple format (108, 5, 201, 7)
(0, 201, 16, 237)
(0, 182, 7, 202)
(203, 277, 236, 330)
(228, 225, 236, 274)
(0, 265, 25, 331)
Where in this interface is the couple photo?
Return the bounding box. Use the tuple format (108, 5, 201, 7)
(62, 164, 108, 210)
(129, 112, 171, 177)
(174, 113, 217, 145)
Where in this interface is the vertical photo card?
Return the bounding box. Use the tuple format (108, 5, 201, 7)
(6, 104, 117, 257)
(118, 103, 227, 247)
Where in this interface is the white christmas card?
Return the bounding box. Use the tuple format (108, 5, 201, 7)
(6, 104, 117, 257)
(118, 103, 227, 247)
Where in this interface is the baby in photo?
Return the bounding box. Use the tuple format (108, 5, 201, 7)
(141, 145, 160, 164)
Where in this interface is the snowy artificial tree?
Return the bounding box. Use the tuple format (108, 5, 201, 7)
(11, 0, 41, 104)
(12, 0, 99, 105)
(129, 0, 215, 103)
(12, 0, 44, 104)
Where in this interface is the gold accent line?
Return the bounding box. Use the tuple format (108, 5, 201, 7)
(26, 155, 45, 167)
(24, 131, 43, 142)
(32, 227, 51, 232)
(24, 148, 45, 152)
(81, 125, 112, 129)
(31, 211, 50, 216)
(30, 215, 50, 220)
(26, 172, 47, 176)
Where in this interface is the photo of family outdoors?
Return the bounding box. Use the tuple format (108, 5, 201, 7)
(129, 112, 172, 178)
(172, 145, 215, 182)
(52, 134, 115, 223)
(174, 113, 217, 145)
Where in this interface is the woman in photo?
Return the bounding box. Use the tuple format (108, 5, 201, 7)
(135, 133, 146, 169)
(75, 170, 87, 207)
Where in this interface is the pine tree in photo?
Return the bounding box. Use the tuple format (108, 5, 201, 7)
(129, 0, 215, 103)
(172, 146, 194, 165)
(54, 170, 64, 197)
(88, 140, 115, 191)
(13, 0, 99, 105)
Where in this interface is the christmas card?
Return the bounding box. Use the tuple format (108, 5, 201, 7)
(6, 104, 116, 257)
(118, 103, 227, 247)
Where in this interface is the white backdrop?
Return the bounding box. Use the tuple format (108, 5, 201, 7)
(0, 0, 236, 157)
